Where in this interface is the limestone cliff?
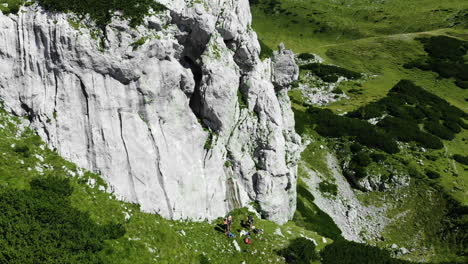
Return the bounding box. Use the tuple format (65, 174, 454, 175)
(0, 0, 300, 223)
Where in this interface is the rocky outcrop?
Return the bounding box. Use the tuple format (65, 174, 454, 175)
(301, 153, 388, 241)
(272, 43, 299, 89)
(0, 1, 300, 223)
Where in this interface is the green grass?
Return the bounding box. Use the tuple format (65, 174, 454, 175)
(252, 0, 468, 52)
(299, 136, 334, 181)
(252, 0, 468, 115)
(321, 30, 468, 113)
(0, 108, 331, 263)
(259, 38, 274, 60)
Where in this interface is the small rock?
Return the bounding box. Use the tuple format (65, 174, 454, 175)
(400, 247, 409, 255)
(35, 154, 44, 162)
(274, 228, 284, 237)
(232, 240, 241, 252)
(124, 212, 131, 221)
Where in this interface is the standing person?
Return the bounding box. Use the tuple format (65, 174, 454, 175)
(223, 217, 229, 235)
(226, 215, 233, 236)
(247, 215, 254, 231)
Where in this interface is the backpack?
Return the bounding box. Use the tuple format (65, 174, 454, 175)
(248, 216, 253, 223)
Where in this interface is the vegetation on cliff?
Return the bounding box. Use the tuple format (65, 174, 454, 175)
(0, 0, 166, 27)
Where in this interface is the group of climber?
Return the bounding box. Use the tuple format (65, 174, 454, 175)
(223, 214, 263, 245)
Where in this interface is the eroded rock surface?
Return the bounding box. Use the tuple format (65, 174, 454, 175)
(301, 153, 388, 241)
(0, 0, 300, 223)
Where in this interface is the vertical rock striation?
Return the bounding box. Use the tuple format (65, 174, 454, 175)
(0, 0, 300, 223)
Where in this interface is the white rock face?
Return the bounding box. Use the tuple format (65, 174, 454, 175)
(0, 1, 300, 223)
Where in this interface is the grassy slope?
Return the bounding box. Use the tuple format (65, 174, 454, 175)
(313, 31, 468, 205)
(253, 0, 467, 262)
(0, 108, 330, 263)
(252, 0, 468, 204)
(294, 31, 468, 205)
(252, 0, 468, 52)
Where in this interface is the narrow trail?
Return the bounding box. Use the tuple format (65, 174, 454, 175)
(315, 28, 466, 49)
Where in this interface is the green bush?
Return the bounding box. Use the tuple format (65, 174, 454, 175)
(348, 103, 385, 119)
(455, 80, 468, 89)
(13, 143, 30, 157)
(300, 63, 362, 83)
(332, 88, 344, 94)
(349, 80, 464, 147)
(349, 143, 363, 153)
(406, 106, 426, 120)
(405, 36, 468, 89)
(426, 170, 441, 179)
(297, 53, 316, 60)
(419, 36, 467, 61)
(459, 120, 468, 130)
(347, 162, 367, 180)
(237, 90, 248, 109)
(379, 117, 444, 149)
(37, 0, 166, 27)
(352, 152, 372, 167)
(30, 176, 73, 196)
(321, 239, 415, 264)
(0, 177, 125, 263)
(307, 107, 399, 154)
(444, 120, 462, 133)
(371, 153, 387, 163)
(426, 154, 439, 161)
(319, 181, 338, 196)
(453, 154, 468, 165)
(424, 121, 455, 140)
(278, 237, 319, 264)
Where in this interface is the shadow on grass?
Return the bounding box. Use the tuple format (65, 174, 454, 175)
(214, 223, 225, 234)
(277, 237, 319, 264)
(293, 184, 343, 240)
